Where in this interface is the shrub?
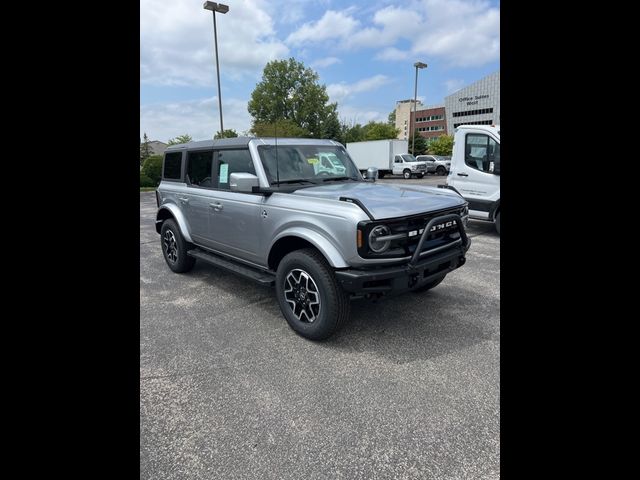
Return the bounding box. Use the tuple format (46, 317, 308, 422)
(140, 173, 155, 188)
(141, 155, 163, 185)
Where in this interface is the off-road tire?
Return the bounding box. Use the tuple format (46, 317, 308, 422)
(275, 248, 350, 340)
(160, 219, 196, 273)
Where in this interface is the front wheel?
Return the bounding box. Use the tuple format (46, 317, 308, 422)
(436, 166, 447, 176)
(275, 248, 350, 340)
(160, 219, 195, 273)
(416, 173, 424, 179)
(403, 169, 412, 179)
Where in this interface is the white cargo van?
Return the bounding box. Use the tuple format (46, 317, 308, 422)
(446, 125, 500, 234)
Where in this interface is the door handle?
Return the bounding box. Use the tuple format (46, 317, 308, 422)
(178, 196, 189, 203)
(457, 173, 469, 177)
(209, 202, 223, 211)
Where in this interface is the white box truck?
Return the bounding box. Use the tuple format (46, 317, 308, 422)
(444, 124, 500, 234)
(346, 139, 427, 179)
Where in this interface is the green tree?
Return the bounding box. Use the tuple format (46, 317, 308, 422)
(167, 134, 193, 145)
(428, 135, 454, 156)
(408, 132, 428, 156)
(248, 58, 340, 138)
(140, 132, 152, 165)
(214, 129, 239, 139)
(338, 121, 365, 145)
(388, 110, 396, 125)
(141, 155, 163, 185)
(139, 173, 155, 188)
(251, 119, 310, 138)
(363, 121, 399, 141)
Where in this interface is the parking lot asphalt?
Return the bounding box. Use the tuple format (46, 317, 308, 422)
(140, 177, 500, 480)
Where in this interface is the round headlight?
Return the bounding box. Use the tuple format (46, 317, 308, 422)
(369, 225, 391, 253)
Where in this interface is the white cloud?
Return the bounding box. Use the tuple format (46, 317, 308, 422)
(327, 75, 392, 103)
(285, 0, 499, 68)
(286, 9, 358, 45)
(411, 0, 500, 67)
(311, 56, 342, 68)
(140, 97, 252, 142)
(374, 47, 411, 61)
(140, 0, 289, 86)
(444, 79, 466, 93)
(337, 105, 387, 125)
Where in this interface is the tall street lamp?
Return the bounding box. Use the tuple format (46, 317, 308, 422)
(203, 1, 229, 137)
(412, 61, 427, 155)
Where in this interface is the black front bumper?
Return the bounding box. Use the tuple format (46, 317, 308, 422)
(335, 213, 471, 295)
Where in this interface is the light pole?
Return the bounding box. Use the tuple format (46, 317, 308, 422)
(412, 61, 427, 155)
(203, 1, 229, 137)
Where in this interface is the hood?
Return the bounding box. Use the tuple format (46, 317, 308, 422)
(292, 181, 465, 220)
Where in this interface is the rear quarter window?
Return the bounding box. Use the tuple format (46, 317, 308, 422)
(163, 152, 183, 180)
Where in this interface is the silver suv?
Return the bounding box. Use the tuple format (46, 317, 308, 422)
(155, 137, 470, 340)
(416, 155, 451, 176)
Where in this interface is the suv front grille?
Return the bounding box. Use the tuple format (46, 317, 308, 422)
(358, 207, 464, 259)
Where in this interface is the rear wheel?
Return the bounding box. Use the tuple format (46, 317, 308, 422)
(436, 166, 446, 175)
(275, 248, 350, 340)
(403, 169, 412, 179)
(378, 172, 385, 179)
(160, 219, 196, 273)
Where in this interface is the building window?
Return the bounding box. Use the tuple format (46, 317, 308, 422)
(452, 108, 494, 118)
(416, 114, 444, 123)
(454, 120, 494, 128)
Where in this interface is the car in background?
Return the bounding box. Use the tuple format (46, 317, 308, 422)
(416, 155, 451, 176)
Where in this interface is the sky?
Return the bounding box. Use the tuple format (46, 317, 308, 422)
(140, 0, 500, 143)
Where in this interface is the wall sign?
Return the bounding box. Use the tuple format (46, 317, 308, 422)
(459, 94, 490, 106)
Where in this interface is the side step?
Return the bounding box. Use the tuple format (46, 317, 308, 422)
(187, 248, 275, 286)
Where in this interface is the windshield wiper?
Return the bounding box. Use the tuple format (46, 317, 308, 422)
(270, 179, 318, 185)
(321, 176, 357, 182)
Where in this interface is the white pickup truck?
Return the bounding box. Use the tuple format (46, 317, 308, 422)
(445, 125, 500, 234)
(346, 139, 428, 179)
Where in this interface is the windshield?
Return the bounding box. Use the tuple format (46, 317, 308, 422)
(327, 155, 343, 167)
(257, 145, 361, 184)
(401, 154, 417, 162)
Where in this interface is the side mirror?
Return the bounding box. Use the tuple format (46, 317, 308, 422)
(366, 166, 379, 182)
(230, 172, 259, 192)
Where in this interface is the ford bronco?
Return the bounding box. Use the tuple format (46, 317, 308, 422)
(155, 137, 470, 340)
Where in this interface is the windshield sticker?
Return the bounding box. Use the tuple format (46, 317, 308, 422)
(307, 157, 319, 165)
(219, 163, 229, 183)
